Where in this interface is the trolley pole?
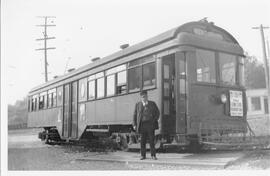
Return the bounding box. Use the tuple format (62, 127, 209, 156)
(36, 16, 56, 82)
(253, 25, 270, 135)
(267, 38, 270, 65)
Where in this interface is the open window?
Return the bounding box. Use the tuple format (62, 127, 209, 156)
(117, 70, 127, 94)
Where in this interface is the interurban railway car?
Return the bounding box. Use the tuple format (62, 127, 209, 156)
(28, 20, 247, 150)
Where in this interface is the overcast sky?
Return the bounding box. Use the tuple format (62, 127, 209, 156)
(2, 0, 270, 105)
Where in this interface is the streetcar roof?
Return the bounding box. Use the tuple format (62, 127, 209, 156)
(29, 20, 240, 94)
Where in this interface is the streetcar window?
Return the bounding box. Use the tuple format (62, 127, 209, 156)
(38, 92, 47, 109)
(52, 91, 57, 107)
(117, 71, 127, 94)
(105, 65, 126, 97)
(179, 57, 186, 95)
(196, 49, 216, 83)
(106, 74, 115, 96)
(128, 66, 142, 92)
(88, 80, 96, 100)
(97, 77, 105, 98)
(143, 62, 156, 89)
(44, 94, 47, 109)
(238, 57, 245, 86)
(39, 96, 44, 109)
(48, 89, 56, 108)
(38, 92, 48, 110)
(29, 98, 32, 111)
(129, 59, 142, 67)
(35, 97, 38, 111)
(128, 56, 155, 92)
(48, 93, 52, 108)
(32, 95, 38, 111)
(104, 64, 127, 95)
(32, 97, 35, 111)
(79, 78, 87, 102)
(31, 97, 35, 111)
(129, 56, 155, 67)
(219, 53, 236, 85)
(95, 72, 104, 79)
(28, 98, 30, 112)
(57, 87, 63, 106)
(142, 56, 155, 63)
(106, 67, 117, 75)
(251, 97, 261, 111)
(88, 75, 95, 80)
(106, 65, 126, 75)
(116, 65, 126, 72)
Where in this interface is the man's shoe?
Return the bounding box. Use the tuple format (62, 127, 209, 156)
(151, 156, 157, 160)
(140, 156, 146, 160)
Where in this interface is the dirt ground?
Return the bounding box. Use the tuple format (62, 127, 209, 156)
(225, 149, 270, 169)
(7, 128, 270, 170)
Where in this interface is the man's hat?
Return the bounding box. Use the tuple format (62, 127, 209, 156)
(140, 90, 148, 96)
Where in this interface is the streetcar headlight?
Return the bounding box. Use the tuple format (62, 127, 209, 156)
(220, 94, 227, 104)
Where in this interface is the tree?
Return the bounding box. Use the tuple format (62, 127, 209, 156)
(8, 97, 28, 129)
(244, 52, 266, 89)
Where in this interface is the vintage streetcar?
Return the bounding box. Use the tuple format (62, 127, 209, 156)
(28, 20, 248, 151)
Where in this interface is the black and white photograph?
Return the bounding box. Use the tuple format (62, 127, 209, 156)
(1, 0, 270, 175)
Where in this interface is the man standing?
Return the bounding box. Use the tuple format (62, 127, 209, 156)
(133, 90, 160, 160)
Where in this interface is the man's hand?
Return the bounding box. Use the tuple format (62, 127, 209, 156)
(133, 125, 136, 130)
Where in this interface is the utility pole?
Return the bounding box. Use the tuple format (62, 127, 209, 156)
(253, 25, 270, 135)
(36, 16, 56, 82)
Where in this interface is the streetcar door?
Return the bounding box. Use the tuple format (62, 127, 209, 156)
(175, 52, 187, 134)
(70, 81, 78, 139)
(63, 84, 70, 138)
(63, 82, 78, 139)
(161, 54, 176, 134)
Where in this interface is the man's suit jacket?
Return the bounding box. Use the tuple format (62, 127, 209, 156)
(133, 100, 160, 133)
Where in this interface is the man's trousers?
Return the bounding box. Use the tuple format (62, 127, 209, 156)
(140, 121, 156, 157)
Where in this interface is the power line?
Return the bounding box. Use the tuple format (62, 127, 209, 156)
(35, 16, 56, 82)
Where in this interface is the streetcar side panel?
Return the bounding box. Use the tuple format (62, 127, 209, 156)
(28, 108, 59, 128)
(84, 89, 160, 125)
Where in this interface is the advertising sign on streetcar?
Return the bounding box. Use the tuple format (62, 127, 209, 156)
(229, 90, 243, 116)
